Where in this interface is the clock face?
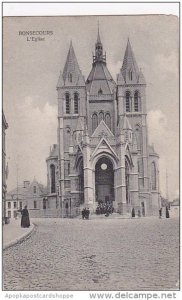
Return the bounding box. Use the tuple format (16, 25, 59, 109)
(101, 163, 107, 170)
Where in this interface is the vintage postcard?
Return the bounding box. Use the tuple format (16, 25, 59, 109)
(2, 4, 180, 296)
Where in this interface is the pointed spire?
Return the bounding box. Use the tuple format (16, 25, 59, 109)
(94, 24, 106, 64)
(121, 39, 140, 83)
(97, 21, 101, 43)
(57, 41, 85, 88)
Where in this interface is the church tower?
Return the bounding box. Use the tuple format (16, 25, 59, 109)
(117, 39, 159, 215)
(46, 30, 160, 217)
(86, 28, 116, 135)
(56, 41, 87, 211)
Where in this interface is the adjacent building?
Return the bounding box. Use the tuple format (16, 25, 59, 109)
(6, 179, 47, 219)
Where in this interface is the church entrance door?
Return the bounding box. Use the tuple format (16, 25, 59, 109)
(95, 157, 114, 205)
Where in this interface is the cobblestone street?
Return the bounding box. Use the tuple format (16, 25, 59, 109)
(3, 216, 179, 291)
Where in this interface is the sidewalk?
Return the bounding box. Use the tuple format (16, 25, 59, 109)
(3, 218, 35, 250)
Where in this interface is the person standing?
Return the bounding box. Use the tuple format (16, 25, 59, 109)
(132, 208, 135, 218)
(21, 205, 30, 228)
(166, 206, 170, 218)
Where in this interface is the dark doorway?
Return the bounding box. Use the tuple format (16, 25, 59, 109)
(95, 157, 114, 204)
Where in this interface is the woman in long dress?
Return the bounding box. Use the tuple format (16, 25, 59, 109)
(21, 205, 30, 228)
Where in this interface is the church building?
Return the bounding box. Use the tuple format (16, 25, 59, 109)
(46, 29, 160, 217)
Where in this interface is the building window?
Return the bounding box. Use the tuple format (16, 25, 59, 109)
(19, 201, 22, 210)
(50, 164, 56, 193)
(34, 201, 37, 209)
(99, 111, 104, 123)
(105, 113, 111, 130)
(33, 186, 36, 194)
(126, 91, 131, 112)
(74, 93, 79, 114)
(134, 91, 139, 112)
(92, 113, 98, 133)
(151, 162, 157, 190)
(64, 161, 70, 177)
(14, 202, 16, 209)
(13, 211, 17, 218)
(8, 202, 11, 209)
(8, 211, 11, 218)
(43, 198, 47, 209)
(65, 93, 70, 114)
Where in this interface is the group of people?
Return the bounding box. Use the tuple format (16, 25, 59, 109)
(96, 203, 114, 216)
(81, 208, 90, 220)
(159, 206, 170, 219)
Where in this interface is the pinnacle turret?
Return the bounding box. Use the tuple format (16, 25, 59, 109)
(57, 41, 85, 88)
(121, 39, 141, 84)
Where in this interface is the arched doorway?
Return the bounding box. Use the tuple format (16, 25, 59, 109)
(95, 157, 114, 205)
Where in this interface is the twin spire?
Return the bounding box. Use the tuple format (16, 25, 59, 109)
(57, 40, 85, 88)
(120, 38, 146, 84)
(57, 28, 145, 88)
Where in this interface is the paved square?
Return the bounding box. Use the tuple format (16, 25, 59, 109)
(3, 216, 179, 290)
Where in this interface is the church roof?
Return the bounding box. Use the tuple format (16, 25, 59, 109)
(86, 62, 115, 95)
(121, 39, 142, 84)
(57, 42, 85, 88)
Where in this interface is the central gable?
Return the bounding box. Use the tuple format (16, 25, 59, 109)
(91, 137, 119, 162)
(92, 120, 114, 138)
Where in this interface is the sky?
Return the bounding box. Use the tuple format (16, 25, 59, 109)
(3, 15, 179, 200)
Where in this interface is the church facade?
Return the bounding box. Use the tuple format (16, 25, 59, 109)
(46, 30, 160, 217)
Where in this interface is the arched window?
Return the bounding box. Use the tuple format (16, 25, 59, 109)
(134, 91, 139, 112)
(125, 159, 130, 204)
(99, 111, 104, 123)
(135, 125, 142, 151)
(50, 164, 56, 193)
(105, 113, 111, 130)
(151, 162, 157, 190)
(65, 93, 70, 114)
(92, 113, 98, 132)
(74, 93, 79, 114)
(126, 91, 131, 112)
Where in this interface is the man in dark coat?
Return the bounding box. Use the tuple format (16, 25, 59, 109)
(166, 206, 170, 218)
(21, 205, 30, 228)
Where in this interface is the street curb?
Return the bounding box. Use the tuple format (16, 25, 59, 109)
(3, 223, 35, 250)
